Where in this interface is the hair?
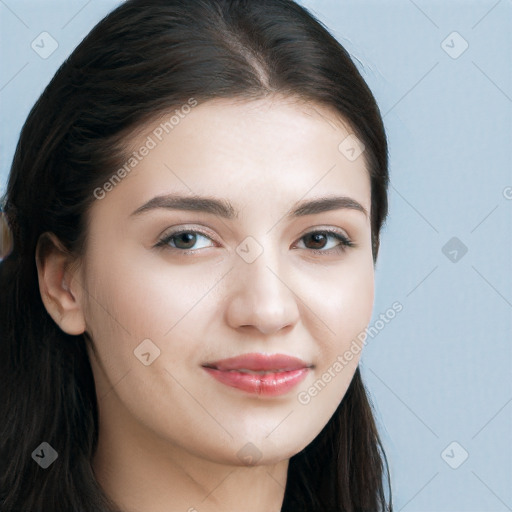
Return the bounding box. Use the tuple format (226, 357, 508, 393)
(0, 0, 392, 510)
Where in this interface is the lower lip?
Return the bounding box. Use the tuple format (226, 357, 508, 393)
(202, 367, 310, 396)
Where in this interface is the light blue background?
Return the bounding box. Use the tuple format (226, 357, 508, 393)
(1, 1, 511, 510)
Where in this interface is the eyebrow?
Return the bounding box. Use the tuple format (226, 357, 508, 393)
(130, 193, 368, 220)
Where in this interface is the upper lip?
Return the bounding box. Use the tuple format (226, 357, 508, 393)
(202, 353, 312, 372)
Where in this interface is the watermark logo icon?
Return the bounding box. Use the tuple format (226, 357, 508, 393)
(441, 31, 468, 59)
(338, 134, 365, 161)
(134, 338, 161, 366)
(236, 236, 264, 264)
(442, 236, 468, 263)
(31, 32, 58, 59)
(236, 442, 262, 465)
(441, 441, 469, 469)
(32, 442, 58, 469)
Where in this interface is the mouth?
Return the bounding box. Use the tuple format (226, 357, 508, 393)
(201, 352, 313, 397)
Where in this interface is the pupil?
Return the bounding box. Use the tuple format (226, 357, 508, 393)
(308, 233, 326, 249)
(177, 232, 195, 249)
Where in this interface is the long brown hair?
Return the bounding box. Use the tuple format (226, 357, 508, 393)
(0, 0, 391, 510)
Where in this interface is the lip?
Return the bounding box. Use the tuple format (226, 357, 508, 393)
(201, 353, 313, 397)
(203, 352, 311, 372)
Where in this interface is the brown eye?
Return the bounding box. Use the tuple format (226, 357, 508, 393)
(296, 230, 354, 254)
(303, 232, 329, 250)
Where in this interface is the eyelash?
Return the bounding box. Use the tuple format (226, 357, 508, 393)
(155, 227, 355, 256)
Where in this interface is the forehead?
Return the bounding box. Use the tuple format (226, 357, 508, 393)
(95, 96, 371, 220)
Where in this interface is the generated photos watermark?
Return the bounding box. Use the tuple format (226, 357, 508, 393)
(297, 301, 403, 405)
(93, 98, 198, 200)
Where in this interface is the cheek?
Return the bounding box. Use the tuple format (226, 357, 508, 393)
(83, 251, 193, 338)
(111, 262, 222, 340)
(284, 256, 375, 448)
(302, 255, 374, 398)
(305, 256, 375, 344)
(81, 251, 224, 391)
(328, 268, 374, 338)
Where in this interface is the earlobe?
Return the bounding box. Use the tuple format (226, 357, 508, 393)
(35, 232, 86, 336)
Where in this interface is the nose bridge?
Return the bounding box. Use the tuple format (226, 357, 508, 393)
(226, 234, 299, 334)
(239, 237, 282, 296)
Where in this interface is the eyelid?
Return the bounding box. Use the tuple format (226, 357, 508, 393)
(157, 224, 217, 242)
(297, 225, 350, 240)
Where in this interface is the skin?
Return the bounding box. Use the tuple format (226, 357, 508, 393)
(36, 95, 374, 512)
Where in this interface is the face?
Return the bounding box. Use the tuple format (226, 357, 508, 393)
(78, 96, 374, 466)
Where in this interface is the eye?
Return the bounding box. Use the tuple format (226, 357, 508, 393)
(155, 227, 354, 256)
(295, 229, 354, 254)
(155, 228, 215, 253)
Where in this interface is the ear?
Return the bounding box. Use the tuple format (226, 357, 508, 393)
(35, 232, 86, 335)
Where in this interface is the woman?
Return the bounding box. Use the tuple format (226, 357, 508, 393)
(0, 0, 392, 510)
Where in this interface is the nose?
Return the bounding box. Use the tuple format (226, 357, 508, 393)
(224, 245, 300, 336)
